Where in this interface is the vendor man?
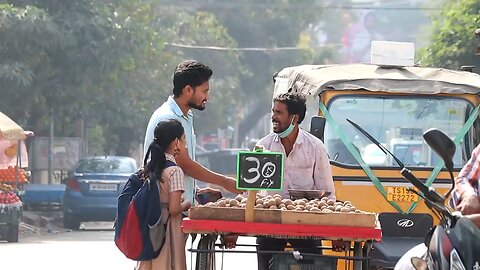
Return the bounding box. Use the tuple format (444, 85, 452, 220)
(255, 92, 336, 269)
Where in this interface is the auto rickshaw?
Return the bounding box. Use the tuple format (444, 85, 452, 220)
(272, 61, 480, 269)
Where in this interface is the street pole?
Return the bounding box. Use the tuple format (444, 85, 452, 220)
(48, 108, 54, 185)
(475, 28, 480, 55)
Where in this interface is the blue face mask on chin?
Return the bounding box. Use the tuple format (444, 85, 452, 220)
(275, 117, 295, 138)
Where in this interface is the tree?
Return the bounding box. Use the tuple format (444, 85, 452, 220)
(0, 0, 340, 157)
(0, 1, 172, 155)
(0, 4, 65, 126)
(190, 0, 337, 144)
(152, 5, 244, 136)
(418, 0, 480, 69)
(0, 0, 245, 156)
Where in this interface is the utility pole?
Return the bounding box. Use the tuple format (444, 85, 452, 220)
(476, 28, 480, 55)
(48, 108, 54, 185)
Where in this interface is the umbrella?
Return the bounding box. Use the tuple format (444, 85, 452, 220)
(0, 112, 32, 169)
(0, 111, 28, 141)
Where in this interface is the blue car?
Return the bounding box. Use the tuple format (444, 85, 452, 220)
(62, 156, 137, 230)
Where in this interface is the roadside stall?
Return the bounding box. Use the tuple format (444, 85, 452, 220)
(0, 111, 32, 242)
(183, 150, 382, 270)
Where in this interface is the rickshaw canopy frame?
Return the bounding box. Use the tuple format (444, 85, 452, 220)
(274, 64, 480, 97)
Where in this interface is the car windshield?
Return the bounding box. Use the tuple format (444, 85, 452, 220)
(75, 158, 136, 174)
(323, 96, 472, 168)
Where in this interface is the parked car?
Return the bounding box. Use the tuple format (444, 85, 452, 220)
(62, 156, 137, 230)
(196, 145, 208, 155)
(196, 148, 248, 197)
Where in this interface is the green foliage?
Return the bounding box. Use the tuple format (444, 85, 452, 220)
(0, 4, 64, 123)
(0, 0, 170, 155)
(153, 6, 243, 135)
(0, 0, 336, 157)
(419, 0, 480, 69)
(86, 124, 106, 155)
(192, 0, 336, 141)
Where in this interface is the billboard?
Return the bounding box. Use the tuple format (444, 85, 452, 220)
(31, 137, 82, 171)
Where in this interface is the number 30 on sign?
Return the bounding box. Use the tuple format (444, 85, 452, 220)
(236, 151, 284, 190)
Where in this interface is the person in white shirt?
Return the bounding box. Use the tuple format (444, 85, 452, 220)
(144, 60, 240, 204)
(255, 92, 336, 269)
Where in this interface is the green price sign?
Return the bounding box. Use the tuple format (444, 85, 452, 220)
(236, 151, 284, 191)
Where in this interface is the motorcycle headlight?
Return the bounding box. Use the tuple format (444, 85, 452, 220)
(450, 249, 466, 270)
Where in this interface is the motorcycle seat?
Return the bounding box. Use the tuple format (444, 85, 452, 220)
(369, 213, 433, 268)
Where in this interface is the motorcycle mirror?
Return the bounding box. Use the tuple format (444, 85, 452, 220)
(423, 128, 455, 173)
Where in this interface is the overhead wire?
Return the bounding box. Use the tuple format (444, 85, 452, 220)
(164, 42, 342, 51)
(160, 2, 442, 11)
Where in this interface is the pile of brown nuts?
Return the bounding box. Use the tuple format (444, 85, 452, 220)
(202, 194, 368, 213)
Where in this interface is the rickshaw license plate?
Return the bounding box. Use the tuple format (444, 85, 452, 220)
(386, 187, 418, 202)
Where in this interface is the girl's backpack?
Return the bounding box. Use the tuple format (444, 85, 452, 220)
(114, 160, 176, 260)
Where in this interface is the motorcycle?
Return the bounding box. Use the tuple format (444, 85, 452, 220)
(347, 119, 480, 270)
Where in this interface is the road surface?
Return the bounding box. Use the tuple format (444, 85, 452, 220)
(0, 222, 258, 270)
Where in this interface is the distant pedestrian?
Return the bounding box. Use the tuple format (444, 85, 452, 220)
(137, 119, 190, 270)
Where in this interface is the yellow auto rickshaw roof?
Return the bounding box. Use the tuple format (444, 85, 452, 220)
(273, 63, 480, 97)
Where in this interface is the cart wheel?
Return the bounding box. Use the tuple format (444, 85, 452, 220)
(7, 224, 19, 242)
(196, 234, 217, 270)
(63, 213, 81, 230)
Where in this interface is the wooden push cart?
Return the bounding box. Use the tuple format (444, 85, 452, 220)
(182, 214, 382, 270)
(187, 153, 383, 270)
(0, 111, 33, 242)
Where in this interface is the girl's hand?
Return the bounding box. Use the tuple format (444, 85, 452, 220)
(197, 187, 221, 194)
(181, 200, 192, 211)
(170, 191, 188, 216)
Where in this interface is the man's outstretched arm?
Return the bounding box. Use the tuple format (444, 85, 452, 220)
(176, 148, 241, 194)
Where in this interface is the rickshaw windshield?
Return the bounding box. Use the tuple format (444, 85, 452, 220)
(324, 96, 472, 168)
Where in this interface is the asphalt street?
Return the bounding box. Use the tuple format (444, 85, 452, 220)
(0, 221, 258, 270)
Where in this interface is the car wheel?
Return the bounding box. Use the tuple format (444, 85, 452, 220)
(63, 212, 81, 230)
(7, 224, 19, 242)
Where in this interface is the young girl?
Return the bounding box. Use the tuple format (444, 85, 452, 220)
(137, 119, 191, 270)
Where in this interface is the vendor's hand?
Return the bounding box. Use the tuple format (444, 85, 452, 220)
(223, 176, 242, 194)
(195, 187, 222, 205)
(197, 187, 221, 194)
(331, 240, 349, 252)
(220, 234, 239, 249)
(456, 194, 480, 215)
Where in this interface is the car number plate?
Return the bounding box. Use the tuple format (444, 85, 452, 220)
(89, 183, 117, 191)
(386, 187, 418, 202)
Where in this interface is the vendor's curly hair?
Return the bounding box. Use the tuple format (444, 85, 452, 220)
(274, 92, 307, 124)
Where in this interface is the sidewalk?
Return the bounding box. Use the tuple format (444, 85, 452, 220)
(20, 210, 65, 236)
